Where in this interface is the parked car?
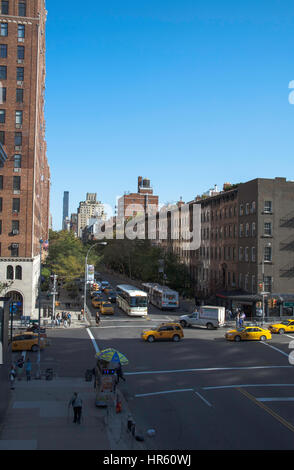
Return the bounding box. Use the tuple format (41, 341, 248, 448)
(225, 326, 272, 342)
(141, 322, 184, 343)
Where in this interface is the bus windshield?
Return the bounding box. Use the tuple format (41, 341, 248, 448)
(130, 296, 147, 308)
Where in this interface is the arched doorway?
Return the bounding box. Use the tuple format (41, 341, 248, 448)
(6, 291, 23, 320)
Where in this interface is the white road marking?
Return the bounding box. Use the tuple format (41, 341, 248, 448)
(203, 383, 294, 390)
(125, 365, 291, 376)
(86, 328, 100, 354)
(261, 341, 290, 358)
(195, 391, 212, 407)
(135, 388, 194, 398)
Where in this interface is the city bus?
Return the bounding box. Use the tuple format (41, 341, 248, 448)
(142, 283, 179, 310)
(116, 284, 148, 317)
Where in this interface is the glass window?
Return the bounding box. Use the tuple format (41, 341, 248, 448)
(0, 110, 5, 124)
(264, 276, 272, 292)
(12, 220, 19, 232)
(0, 87, 6, 103)
(17, 45, 24, 60)
(0, 130, 5, 145)
(0, 175, 2, 190)
(239, 204, 244, 216)
(0, 23, 8, 37)
(0, 44, 7, 58)
(17, 67, 24, 81)
(0, 65, 7, 80)
(18, 2, 26, 16)
(11, 244, 19, 257)
(12, 198, 20, 212)
(17, 24, 25, 38)
(15, 110, 23, 125)
(251, 247, 256, 262)
(13, 176, 20, 190)
(264, 246, 272, 262)
(6, 265, 13, 280)
(264, 222, 272, 236)
(16, 88, 23, 103)
(264, 201, 272, 213)
(1, 1, 9, 14)
(14, 154, 21, 168)
(15, 132, 22, 146)
(15, 265, 22, 280)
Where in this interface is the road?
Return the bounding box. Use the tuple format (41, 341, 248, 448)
(14, 272, 294, 450)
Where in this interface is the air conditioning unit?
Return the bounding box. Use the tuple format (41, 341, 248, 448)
(12, 210, 19, 214)
(15, 124, 22, 129)
(11, 243, 19, 248)
(18, 37, 24, 43)
(12, 229, 19, 235)
(17, 81, 23, 86)
(13, 190, 20, 195)
(13, 168, 20, 173)
(15, 146, 22, 151)
(17, 59, 24, 64)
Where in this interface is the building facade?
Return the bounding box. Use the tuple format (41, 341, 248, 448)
(77, 193, 106, 238)
(62, 190, 69, 230)
(117, 176, 159, 221)
(0, 0, 50, 319)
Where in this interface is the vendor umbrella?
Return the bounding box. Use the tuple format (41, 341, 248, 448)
(96, 348, 129, 365)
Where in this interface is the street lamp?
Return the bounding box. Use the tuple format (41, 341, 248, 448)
(36, 238, 47, 379)
(83, 242, 107, 318)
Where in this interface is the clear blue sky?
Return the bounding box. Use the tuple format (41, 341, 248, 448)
(45, 0, 294, 230)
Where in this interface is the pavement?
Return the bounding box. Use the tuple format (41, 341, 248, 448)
(0, 289, 146, 451)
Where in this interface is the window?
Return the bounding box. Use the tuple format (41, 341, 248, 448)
(251, 201, 256, 213)
(10, 243, 19, 257)
(12, 220, 19, 234)
(239, 224, 244, 237)
(251, 275, 256, 293)
(264, 276, 272, 293)
(12, 198, 20, 212)
(0, 23, 8, 37)
(6, 265, 13, 280)
(0, 65, 7, 80)
(245, 247, 249, 262)
(0, 197, 2, 211)
(0, 130, 5, 145)
(13, 176, 20, 190)
(16, 67, 24, 81)
(17, 24, 25, 38)
(0, 44, 7, 58)
(239, 246, 243, 261)
(0, 220, 2, 234)
(0, 175, 2, 189)
(0, 110, 5, 124)
(17, 45, 24, 60)
(0, 86, 6, 103)
(264, 201, 272, 213)
(16, 88, 23, 103)
(245, 223, 250, 237)
(239, 204, 244, 216)
(18, 2, 26, 16)
(264, 246, 272, 262)
(15, 132, 22, 146)
(15, 110, 23, 125)
(251, 222, 256, 237)
(15, 265, 22, 280)
(245, 203, 250, 215)
(251, 247, 256, 262)
(1, 1, 9, 14)
(14, 154, 21, 168)
(264, 222, 272, 236)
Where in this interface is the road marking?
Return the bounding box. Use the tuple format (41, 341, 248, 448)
(257, 397, 294, 402)
(203, 383, 294, 390)
(237, 387, 294, 434)
(125, 365, 291, 376)
(135, 388, 194, 398)
(195, 391, 212, 407)
(260, 341, 290, 358)
(86, 328, 100, 354)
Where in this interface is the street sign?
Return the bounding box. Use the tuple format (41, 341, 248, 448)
(284, 302, 294, 308)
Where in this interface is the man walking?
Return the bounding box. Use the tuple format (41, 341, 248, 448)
(68, 392, 83, 424)
(9, 365, 16, 390)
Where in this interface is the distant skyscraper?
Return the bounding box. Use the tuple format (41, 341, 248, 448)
(62, 191, 69, 229)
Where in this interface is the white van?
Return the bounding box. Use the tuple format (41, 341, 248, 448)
(179, 306, 226, 329)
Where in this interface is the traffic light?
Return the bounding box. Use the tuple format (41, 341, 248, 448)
(258, 283, 263, 292)
(272, 299, 277, 308)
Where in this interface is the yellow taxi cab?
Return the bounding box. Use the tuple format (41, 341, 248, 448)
(12, 332, 46, 352)
(141, 322, 184, 343)
(92, 298, 104, 309)
(225, 326, 272, 342)
(100, 302, 114, 315)
(268, 319, 294, 335)
(104, 287, 113, 295)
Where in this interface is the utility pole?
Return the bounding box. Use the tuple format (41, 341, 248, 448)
(52, 274, 58, 321)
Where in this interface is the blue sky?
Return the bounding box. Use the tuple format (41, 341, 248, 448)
(45, 0, 294, 230)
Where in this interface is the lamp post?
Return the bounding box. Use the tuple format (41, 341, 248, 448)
(261, 242, 272, 326)
(83, 242, 107, 318)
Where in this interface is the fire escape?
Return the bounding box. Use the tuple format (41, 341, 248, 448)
(280, 210, 294, 278)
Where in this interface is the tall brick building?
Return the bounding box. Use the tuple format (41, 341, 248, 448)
(0, 0, 50, 318)
(117, 176, 159, 221)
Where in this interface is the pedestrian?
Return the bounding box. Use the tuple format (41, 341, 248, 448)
(16, 354, 24, 381)
(68, 392, 83, 424)
(25, 357, 32, 381)
(235, 312, 240, 329)
(67, 312, 71, 327)
(116, 363, 126, 384)
(81, 308, 84, 321)
(95, 312, 100, 325)
(9, 365, 16, 390)
(240, 311, 246, 327)
(63, 315, 68, 328)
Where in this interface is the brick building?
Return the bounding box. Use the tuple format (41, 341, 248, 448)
(117, 176, 159, 221)
(0, 0, 50, 319)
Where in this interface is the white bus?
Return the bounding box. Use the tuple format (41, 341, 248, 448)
(142, 283, 179, 310)
(116, 284, 148, 317)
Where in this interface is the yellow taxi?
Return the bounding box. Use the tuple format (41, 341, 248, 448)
(12, 332, 46, 352)
(268, 319, 294, 335)
(92, 298, 104, 309)
(104, 287, 113, 295)
(141, 322, 184, 343)
(225, 326, 272, 342)
(100, 302, 114, 315)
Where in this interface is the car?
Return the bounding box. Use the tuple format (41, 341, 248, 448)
(91, 290, 103, 299)
(104, 287, 113, 295)
(268, 319, 294, 334)
(100, 302, 114, 315)
(225, 326, 272, 342)
(26, 325, 47, 338)
(107, 291, 116, 303)
(12, 332, 46, 352)
(92, 297, 104, 309)
(141, 322, 184, 343)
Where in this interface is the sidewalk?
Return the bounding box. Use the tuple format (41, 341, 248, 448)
(0, 377, 145, 450)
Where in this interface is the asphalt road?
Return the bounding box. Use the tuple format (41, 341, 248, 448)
(18, 273, 294, 450)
